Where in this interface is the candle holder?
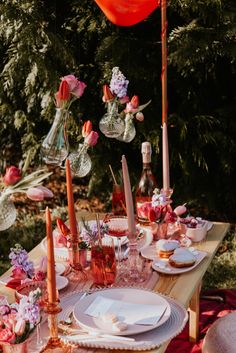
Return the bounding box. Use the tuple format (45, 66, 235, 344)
(67, 238, 87, 282)
(40, 300, 72, 353)
(160, 187, 173, 201)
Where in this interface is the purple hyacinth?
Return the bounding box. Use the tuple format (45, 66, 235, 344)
(109, 67, 129, 98)
(9, 244, 35, 278)
(80, 221, 109, 245)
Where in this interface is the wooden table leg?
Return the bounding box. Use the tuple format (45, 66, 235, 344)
(188, 281, 201, 342)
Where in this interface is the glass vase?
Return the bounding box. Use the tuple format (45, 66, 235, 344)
(99, 101, 125, 138)
(68, 143, 92, 178)
(151, 222, 168, 241)
(0, 192, 17, 231)
(41, 108, 69, 166)
(1, 340, 28, 353)
(116, 113, 136, 143)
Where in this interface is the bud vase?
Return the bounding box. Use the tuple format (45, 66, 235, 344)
(1, 340, 28, 353)
(151, 222, 168, 241)
(68, 144, 92, 178)
(99, 101, 125, 138)
(0, 192, 17, 231)
(116, 113, 136, 143)
(41, 108, 69, 166)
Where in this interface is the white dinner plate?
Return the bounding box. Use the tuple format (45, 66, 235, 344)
(56, 275, 69, 290)
(151, 250, 207, 275)
(73, 287, 171, 336)
(55, 263, 66, 276)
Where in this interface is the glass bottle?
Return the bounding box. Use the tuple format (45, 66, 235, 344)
(99, 100, 125, 138)
(41, 108, 69, 166)
(135, 142, 158, 224)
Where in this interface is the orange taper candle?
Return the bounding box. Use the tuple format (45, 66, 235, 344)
(46, 207, 57, 303)
(65, 159, 78, 242)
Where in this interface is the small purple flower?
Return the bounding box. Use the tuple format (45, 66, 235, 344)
(9, 244, 35, 279)
(109, 67, 129, 98)
(80, 221, 109, 245)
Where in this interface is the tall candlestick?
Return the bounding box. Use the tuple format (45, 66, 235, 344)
(65, 159, 78, 242)
(46, 207, 57, 304)
(121, 155, 136, 238)
(162, 122, 170, 191)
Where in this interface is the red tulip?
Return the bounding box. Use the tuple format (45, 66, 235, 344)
(85, 131, 99, 146)
(56, 218, 70, 237)
(3, 166, 21, 186)
(82, 120, 93, 137)
(102, 84, 114, 102)
(130, 95, 139, 108)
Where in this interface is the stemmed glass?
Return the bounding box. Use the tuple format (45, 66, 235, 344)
(105, 216, 129, 276)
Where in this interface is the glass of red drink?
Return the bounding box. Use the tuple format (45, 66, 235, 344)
(112, 184, 126, 216)
(91, 236, 116, 286)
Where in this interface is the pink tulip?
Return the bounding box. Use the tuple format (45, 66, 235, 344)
(124, 95, 140, 113)
(72, 80, 87, 98)
(26, 186, 53, 201)
(26, 187, 44, 201)
(62, 75, 87, 98)
(3, 166, 21, 186)
(82, 120, 93, 137)
(11, 268, 27, 280)
(36, 185, 54, 198)
(56, 233, 67, 247)
(85, 131, 99, 146)
(14, 318, 26, 336)
(0, 327, 16, 343)
(174, 205, 187, 216)
(136, 112, 144, 121)
(119, 95, 129, 104)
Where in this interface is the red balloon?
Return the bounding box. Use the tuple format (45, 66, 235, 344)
(94, 0, 160, 26)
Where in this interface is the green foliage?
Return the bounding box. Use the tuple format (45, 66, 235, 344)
(0, 0, 235, 221)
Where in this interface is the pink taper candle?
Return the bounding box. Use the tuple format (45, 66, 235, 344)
(121, 155, 136, 238)
(46, 207, 57, 303)
(65, 159, 78, 242)
(162, 122, 170, 191)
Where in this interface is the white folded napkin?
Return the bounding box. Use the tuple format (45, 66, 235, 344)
(85, 295, 167, 326)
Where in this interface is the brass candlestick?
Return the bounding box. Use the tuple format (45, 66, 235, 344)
(40, 300, 72, 353)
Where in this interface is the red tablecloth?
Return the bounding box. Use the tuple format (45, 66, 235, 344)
(166, 289, 236, 353)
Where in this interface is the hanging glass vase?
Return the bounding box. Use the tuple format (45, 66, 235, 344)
(68, 143, 92, 178)
(116, 113, 136, 143)
(99, 101, 125, 138)
(41, 108, 69, 166)
(0, 192, 17, 231)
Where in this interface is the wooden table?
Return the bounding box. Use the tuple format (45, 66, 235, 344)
(0, 213, 230, 353)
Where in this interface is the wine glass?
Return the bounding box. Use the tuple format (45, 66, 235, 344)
(105, 216, 129, 276)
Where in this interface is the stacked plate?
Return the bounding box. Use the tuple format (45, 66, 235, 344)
(58, 287, 188, 350)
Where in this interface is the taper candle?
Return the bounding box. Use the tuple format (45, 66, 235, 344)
(65, 159, 78, 242)
(46, 207, 57, 303)
(162, 122, 170, 191)
(121, 155, 136, 237)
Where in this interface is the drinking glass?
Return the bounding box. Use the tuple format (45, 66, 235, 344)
(105, 216, 129, 275)
(112, 184, 126, 216)
(90, 236, 116, 286)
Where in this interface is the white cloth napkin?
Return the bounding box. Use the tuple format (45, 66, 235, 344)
(85, 295, 167, 326)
